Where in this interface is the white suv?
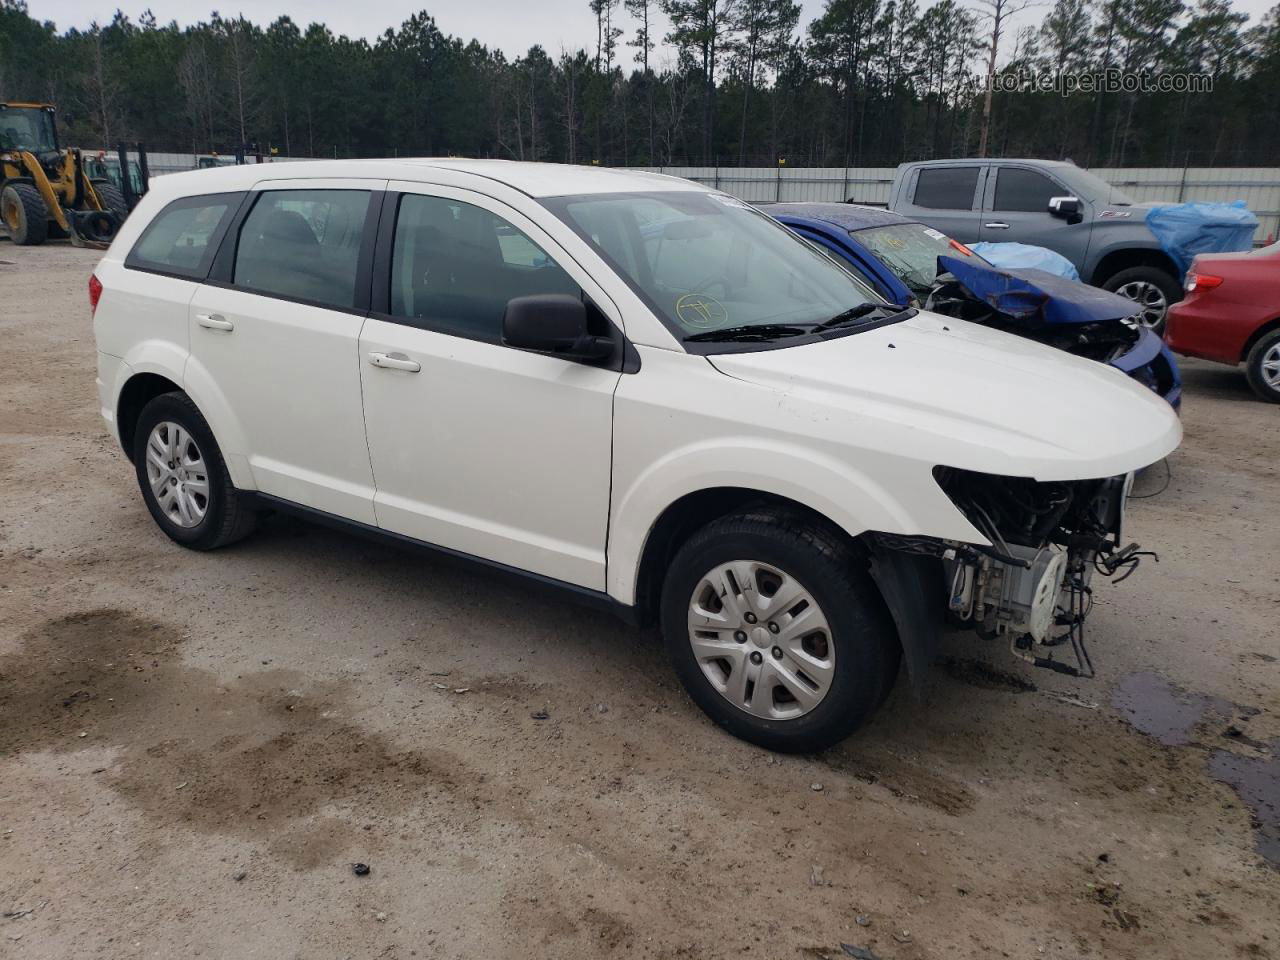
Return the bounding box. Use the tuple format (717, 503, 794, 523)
(92, 160, 1181, 752)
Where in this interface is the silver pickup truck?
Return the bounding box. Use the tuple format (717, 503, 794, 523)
(888, 159, 1179, 329)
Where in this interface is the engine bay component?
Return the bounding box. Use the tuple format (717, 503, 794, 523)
(879, 467, 1150, 679)
(995, 543, 1069, 643)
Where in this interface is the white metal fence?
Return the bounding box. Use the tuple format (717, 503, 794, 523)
(106, 153, 1279, 243)
(634, 165, 1280, 243)
(78, 149, 309, 178)
(140, 152, 310, 176)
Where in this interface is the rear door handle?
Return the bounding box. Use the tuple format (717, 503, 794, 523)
(984, 221, 1010, 229)
(196, 313, 234, 331)
(368, 351, 421, 373)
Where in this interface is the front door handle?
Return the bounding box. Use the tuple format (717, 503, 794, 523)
(984, 221, 1010, 229)
(196, 313, 234, 331)
(368, 351, 421, 373)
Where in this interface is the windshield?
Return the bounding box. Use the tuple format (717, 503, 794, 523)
(854, 222, 986, 296)
(542, 191, 880, 342)
(0, 107, 57, 153)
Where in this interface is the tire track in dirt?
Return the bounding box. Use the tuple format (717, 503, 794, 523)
(0, 609, 487, 868)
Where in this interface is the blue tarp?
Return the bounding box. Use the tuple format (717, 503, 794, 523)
(937, 255, 1140, 327)
(969, 241, 1081, 281)
(1146, 201, 1258, 276)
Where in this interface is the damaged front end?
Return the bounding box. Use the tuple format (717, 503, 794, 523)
(926, 256, 1181, 408)
(878, 467, 1154, 680)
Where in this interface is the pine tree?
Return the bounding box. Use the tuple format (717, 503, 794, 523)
(662, 0, 740, 162)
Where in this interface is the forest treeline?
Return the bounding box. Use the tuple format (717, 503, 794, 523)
(1, 0, 1277, 167)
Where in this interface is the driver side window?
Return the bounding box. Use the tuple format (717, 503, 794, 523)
(389, 194, 579, 342)
(993, 168, 1064, 213)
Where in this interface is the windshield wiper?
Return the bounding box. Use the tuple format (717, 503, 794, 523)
(813, 303, 916, 333)
(683, 323, 815, 343)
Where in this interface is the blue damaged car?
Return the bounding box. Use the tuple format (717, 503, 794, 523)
(761, 202, 1181, 410)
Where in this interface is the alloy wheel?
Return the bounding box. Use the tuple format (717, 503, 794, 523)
(1114, 280, 1168, 329)
(144, 421, 210, 528)
(1262, 343, 1280, 390)
(686, 560, 835, 720)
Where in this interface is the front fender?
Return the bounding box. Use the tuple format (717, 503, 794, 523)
(1084, 228, 1168, 283)
(606, 436, 984, 604)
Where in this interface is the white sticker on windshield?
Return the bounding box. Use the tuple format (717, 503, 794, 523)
(922, 228, 946, 240)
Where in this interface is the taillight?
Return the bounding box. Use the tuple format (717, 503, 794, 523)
(89, 274, 103, 316)
(1185, 273, 1223, 293)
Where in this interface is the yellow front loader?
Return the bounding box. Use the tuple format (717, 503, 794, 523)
(1, 102, 128, 247)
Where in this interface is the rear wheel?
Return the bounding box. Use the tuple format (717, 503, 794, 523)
(1, 183, 49, 246)
(660, 510, 899, 753)
(93, 181, 129, 220)
(1101, 265, 1182, 333)
(133, 392, 258, 550)
(1244, 329, 1280, 404)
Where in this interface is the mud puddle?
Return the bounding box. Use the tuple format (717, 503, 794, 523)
(1208, 747, 1280, 869)
(1112, 671, 1240, 746)
(1113, 670, 1276, 868)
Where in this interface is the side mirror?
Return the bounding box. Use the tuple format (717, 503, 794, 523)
(502, 294, 613, 360)
(1048, 195, 1082, 222)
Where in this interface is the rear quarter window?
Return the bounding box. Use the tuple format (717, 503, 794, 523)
(125, 193, 243, 279)
(912, 167, 980, 210)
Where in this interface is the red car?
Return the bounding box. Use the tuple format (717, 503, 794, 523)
(1165, 243, 1280, 402)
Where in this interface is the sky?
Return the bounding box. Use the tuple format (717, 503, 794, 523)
(23, 0, 1278, 60)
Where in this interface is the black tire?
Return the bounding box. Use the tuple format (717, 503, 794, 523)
(1101, 265, 1182, 333)
(1244, 328, 1280, 404)
(1, 182, 49, 246)
(93, 181, 129, 219)
(132, 392, 258, 550)
(660, 510, 900, 753)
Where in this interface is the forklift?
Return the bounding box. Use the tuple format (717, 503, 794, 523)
(1, 102, 131, 247)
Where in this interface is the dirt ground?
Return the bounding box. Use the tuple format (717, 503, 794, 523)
(1, 242, 1277, 960)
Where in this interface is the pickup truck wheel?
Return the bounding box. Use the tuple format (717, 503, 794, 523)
(660, 511, 898, 753)
(1244, 329, 1280, 404)
(132, 392, 258, 550)
(1102, 266, 1181, 332)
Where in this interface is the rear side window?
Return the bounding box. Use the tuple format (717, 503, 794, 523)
(994, 167, 1063, 212)
(126, 193, 240, 278)
(232, 189, 373, 310)
(913, 167, 980, 210)
(389, 193, 578, 341)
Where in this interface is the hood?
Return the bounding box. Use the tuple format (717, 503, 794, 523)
(707, 310, 1181, 482)
(937, 256, 1139, 326)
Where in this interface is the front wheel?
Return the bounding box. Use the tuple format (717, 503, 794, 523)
(132, 392, 258, 550)
(1, 183, 49, 246)
(1101, 265, 1182, 333)
(1244, 328, 1280, 403)
(660, 511, 899, 753)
